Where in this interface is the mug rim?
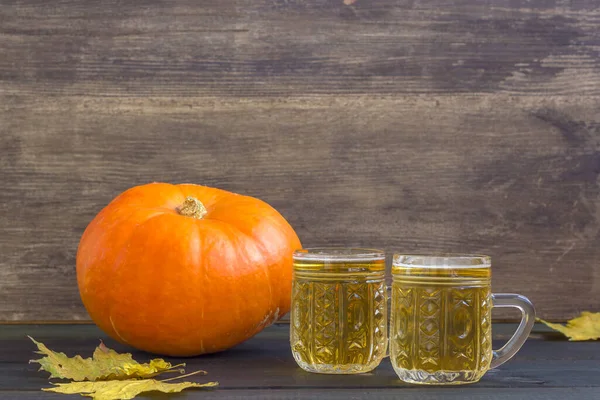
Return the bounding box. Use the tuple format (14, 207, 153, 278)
(293, 247, 385, 261)
(393, 253, 491, 269)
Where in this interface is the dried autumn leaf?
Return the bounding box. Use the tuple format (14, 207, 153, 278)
(29, 336, 184, 381)
(43, 379, 218, 400)
(538, 311, 600, 341)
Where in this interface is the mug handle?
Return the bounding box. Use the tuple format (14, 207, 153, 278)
(490, 293, 536, 369)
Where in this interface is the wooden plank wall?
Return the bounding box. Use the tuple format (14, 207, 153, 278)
(1, 0, 599, 322)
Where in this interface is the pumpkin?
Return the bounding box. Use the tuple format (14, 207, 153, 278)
(76, 182, 301, 356)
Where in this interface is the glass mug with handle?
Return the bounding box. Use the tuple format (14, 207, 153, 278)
(390, 254, 535, 385)
(290, 248, 388, 374)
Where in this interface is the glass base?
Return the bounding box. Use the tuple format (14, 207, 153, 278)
(296, 360, 378, 374)
(394, 368, 485, 385)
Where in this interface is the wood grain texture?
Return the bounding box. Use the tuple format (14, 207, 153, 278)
(1, 0, 600, 97)
(1, 324, 600, 399)
(1, 0, 599, 321)
(5, 390, 600, 400)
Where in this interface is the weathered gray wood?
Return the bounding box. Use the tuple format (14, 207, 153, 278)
(1, 324, 599, 399)
(1, 0, 600, 96)
(5, 388, 600, 400)
(2, 96, 599, 321)
(1, 0, 600, 321)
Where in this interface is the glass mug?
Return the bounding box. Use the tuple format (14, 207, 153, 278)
(290, 248, 388, 374)
(390, 254, 535, 385)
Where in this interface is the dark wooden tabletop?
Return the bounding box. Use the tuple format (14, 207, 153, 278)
(1, 323, 598, 399)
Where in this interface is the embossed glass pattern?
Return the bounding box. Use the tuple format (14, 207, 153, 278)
(390, 254, 534, 385)
(290, 248, 387, 374)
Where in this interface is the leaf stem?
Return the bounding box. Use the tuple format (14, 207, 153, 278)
(161, 369, 207, 382)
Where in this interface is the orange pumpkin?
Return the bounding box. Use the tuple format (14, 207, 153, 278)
(76, 182, 301, 356)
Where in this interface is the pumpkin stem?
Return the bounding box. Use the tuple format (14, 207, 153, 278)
(177, 196, 207, 220)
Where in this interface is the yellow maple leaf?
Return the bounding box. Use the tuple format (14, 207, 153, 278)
(29, 336, 184, 381)
(43, 379, 218, 400)
(538, 311, 600, 341)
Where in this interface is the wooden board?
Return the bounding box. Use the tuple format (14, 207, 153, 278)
(1, 0, 599, 322)
(6, 389, 600, 400)
(2, 324, 600, 399)
(1, 0, 600, 97)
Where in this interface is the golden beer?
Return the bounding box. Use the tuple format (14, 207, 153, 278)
(390, 256, 492, 384)
(290, 249, 387, 374)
